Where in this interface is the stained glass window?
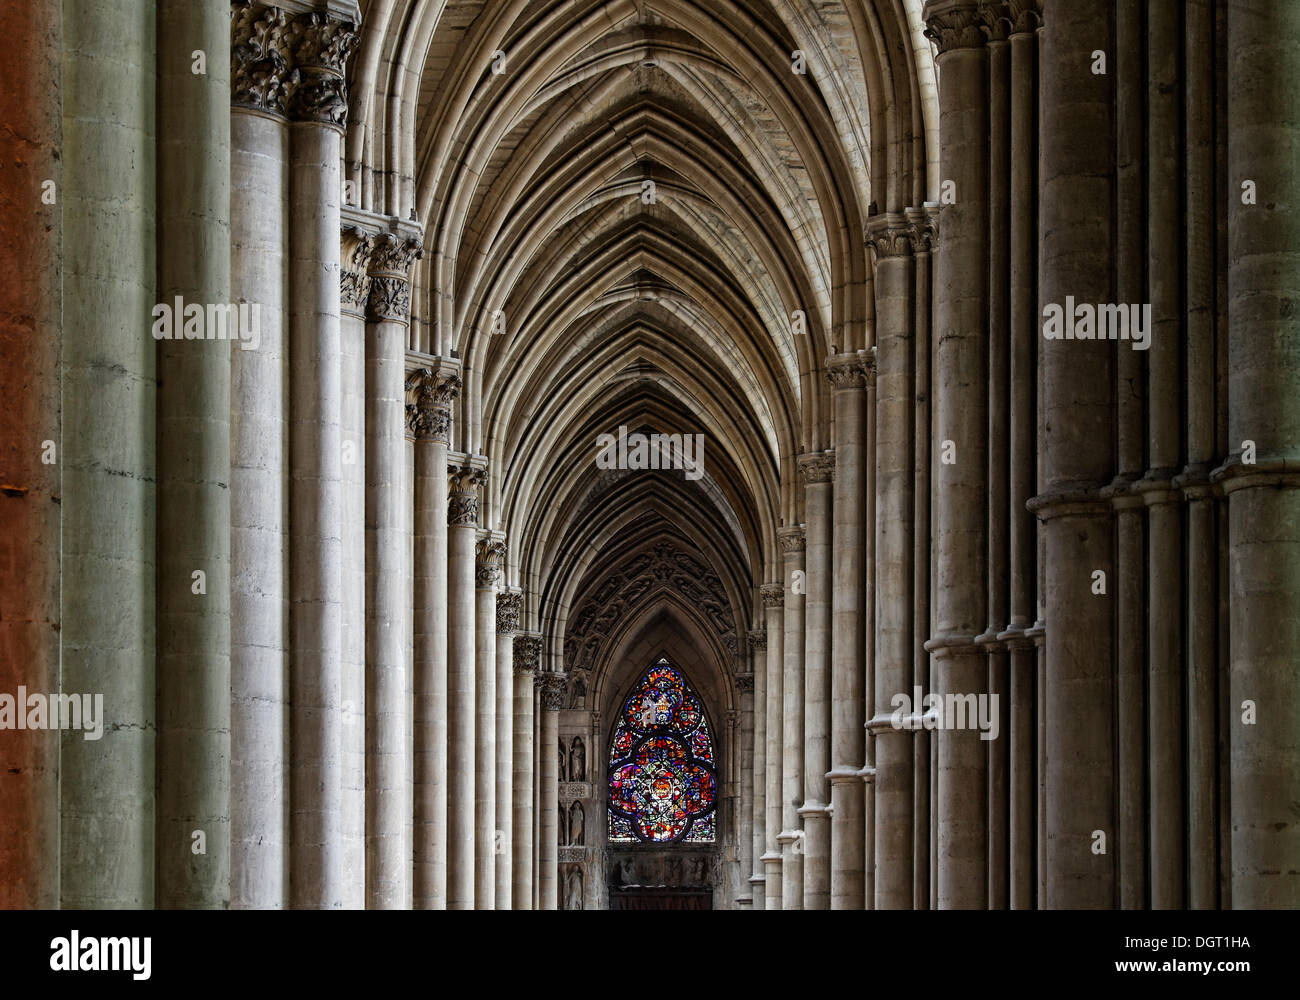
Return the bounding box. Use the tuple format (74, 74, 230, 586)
(607, 659, 717, 843)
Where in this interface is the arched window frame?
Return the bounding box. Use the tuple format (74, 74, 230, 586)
(607, 657, 718, 844)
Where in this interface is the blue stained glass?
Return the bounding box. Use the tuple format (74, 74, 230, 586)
(607, 660, 717, 843)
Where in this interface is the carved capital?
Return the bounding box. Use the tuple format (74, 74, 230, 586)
(476, 535, 506, 589)
(369, 232, 423, 277)
(746, 628, 768, 652)
(866, 214, 913, 258)
(735, 674, 754, 694)
(405, 369, 460, 443)
(367, 275, 411, 322)
(231, 2, 292, 116)
(924, 2, 986, 54)
(514, 634, 543, 673)
(285, 10, 357, 76)
(541, 673, 569, 712)
(497, 591, 522, 634)
(1007, 0, 1042, 34)
(760, 583, 784, 608)
(798, 451, 835, 485)
(448, 465, 486, 527)
(778, 525, 806, 554)
(978, 1, 1013, 42)
(340, 226, 376, 316)
(825, 352, 871, 390)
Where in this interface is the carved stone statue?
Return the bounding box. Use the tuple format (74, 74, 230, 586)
(615, 858, 635, 887)
(569, 736, 586, 782)
(558, 741, 566, 781)
(565, 868, 583, 910)
(568, 800, 584, 845)
(573, 677, 587, 709)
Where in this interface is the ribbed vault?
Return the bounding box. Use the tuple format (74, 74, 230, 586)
(348, 0, 936, 685)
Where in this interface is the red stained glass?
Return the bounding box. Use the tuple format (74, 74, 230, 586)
(608, 659, 717, 843)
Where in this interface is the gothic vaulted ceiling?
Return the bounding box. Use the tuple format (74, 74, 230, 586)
(347, 0, 937, 676)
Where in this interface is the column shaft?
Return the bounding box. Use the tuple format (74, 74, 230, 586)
(924, 0, 989, 909)
(749, 630, 767, 910)
(155, 0, 231, 909)
(494, 594, 520, 909)
(869, 221, 917, 910)
(1225, 0, 1300, 909)
(761, 586, 784, 908)
(473, 537, 502, 908)
(0, 0, 62, 909)
(512, 635, 540, 908)
(779, 527, 805, 909)
(1036, 0, 1117, 909)
(446, 466, 482, 908)
(538, 674, 565, 909)
(412, 368, 456, 908)
(828, 357, 868, 909)
(799, 458, 833, 909)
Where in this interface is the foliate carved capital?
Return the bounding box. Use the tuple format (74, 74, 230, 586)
(798, 451, 835, 485)
(825, 352, 871, 390)
(497, 591, 522, 634)
(760, 583, 784, 608)
(778, 526, 806, 554)
(405, 369, 460, 442)
(541, 673, 569, 712)
(1007, 0, 1042, 34)
(448, 466, 486, 527)
(284, 10, 358, 76)
(367, 275, 411, 322)
(231, 2, 291, 116)
(369, 232, 423, 277)
(476, 536, 506, 589)
(514, 634, 543, 673)
(866, 215, 913, 258)
(906, 207, 939, 253)
(340, 226, 376, 315)
(924, 2, 986, 54)
(288, 69, 349, 128)
(978, 1, 1013, 42)
(746, 628, 768, 652)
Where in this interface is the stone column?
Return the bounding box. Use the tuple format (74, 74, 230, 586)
(285, 8, 357, 909)
(512, 634, 541, 909)
(1004, 1, 1040, 911)
(339, 224, 372, 908)
(911, 205, 939, 909)
(1142, 0, 1186, 910)
(1031, 0, 1117, 909)
(826, 352, 870, 909)
(410, 364, 459, 909)
(981, 9, 1012, 911)
(0, 0, 60, 909)
(759, 583, 784, 908)
(798, 455, 834, 909)
(156, 0, 231, 909)
(868, 215, 918, 910)
(494, 593, 519, 911)
(229, 2, 293, 910)
(735, 655, 756, 908)
(474, 533, 504, 908)
(777, 525, 806, 910)
(538, 672, 567, 909)
(446, 462, 484, 908)
(57, 0, 156, 909)
(1222, 0, 1300, 909)
(1181, 0, 1217, 911)
(923, 0, 989, 910)
(364, 232, 421, 909)
(746, 628, 767, 910)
